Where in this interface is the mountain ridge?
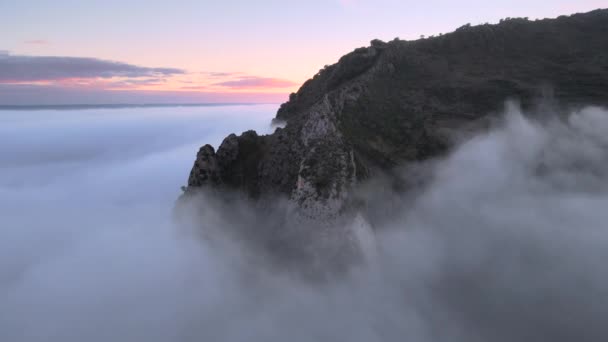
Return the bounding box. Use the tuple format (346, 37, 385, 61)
(182, 8, 608, 228)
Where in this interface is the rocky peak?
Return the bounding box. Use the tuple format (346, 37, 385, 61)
(182, 9, 608, 261)
(187, 144, 220, 187)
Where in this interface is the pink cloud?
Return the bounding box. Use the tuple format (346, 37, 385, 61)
(0, 83, 290, 105)
(23, 40, 49, 45)
(180, 85, 211, 90)
(0, 52, 302, 94)
(213, 76, 298, 89)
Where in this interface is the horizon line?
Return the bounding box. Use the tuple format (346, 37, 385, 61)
(0, 102, 282, 110)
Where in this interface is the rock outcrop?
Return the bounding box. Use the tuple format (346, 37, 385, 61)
(186, 9, 608, 211)
(182, 10, 608, 265)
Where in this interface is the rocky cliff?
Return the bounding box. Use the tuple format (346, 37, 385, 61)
(186, 9, 607, 211)
(181, 9, 608, 266)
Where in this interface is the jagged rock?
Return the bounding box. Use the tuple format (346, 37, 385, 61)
(182, 9, 608, 265)
(187, 145, 220, 187)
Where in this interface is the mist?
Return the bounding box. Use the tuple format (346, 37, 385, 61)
(2, 103, 608, 341)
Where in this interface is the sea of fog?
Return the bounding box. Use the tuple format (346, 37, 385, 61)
(0, 104, 276, 341)
(2, 103, 608, 342)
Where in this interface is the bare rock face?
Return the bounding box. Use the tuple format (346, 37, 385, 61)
(181, 9, 608, 267)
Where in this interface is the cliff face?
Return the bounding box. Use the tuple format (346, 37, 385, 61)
(185, 10, 608, 223)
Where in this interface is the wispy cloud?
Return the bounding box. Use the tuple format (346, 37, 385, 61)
(201, 71, 241, 78)
(23, 39, 49, 45)
(102, 77, 168, 88)
(0, 52, 184, 82)
(0, 52, 297, 103)
(180, 85, 210, 90)
(213, 76, 298, 89)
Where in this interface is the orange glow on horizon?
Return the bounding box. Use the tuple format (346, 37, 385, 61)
(0, 72, 301, 97)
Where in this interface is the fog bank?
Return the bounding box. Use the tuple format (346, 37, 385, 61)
(2, 103, 608, 341)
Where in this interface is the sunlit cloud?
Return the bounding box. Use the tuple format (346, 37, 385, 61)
(200, 71, 242, 78)
(0, 83, 289, 104)
(106, 78, 167, 87)
(213, 76, 298, 89)
(0, 52, 297, 103)
(180, 85, 210, 90)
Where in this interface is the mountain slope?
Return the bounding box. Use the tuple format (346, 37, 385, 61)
(184, 9, 608, 222)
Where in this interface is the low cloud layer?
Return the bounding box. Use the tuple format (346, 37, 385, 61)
(0, 52, 184, 82)
(1, 103, 608, 341)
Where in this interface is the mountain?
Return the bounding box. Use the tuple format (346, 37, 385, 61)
(180, 9, 608, 267)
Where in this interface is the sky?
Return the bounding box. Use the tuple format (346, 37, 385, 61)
(0, 0, 605, 104)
